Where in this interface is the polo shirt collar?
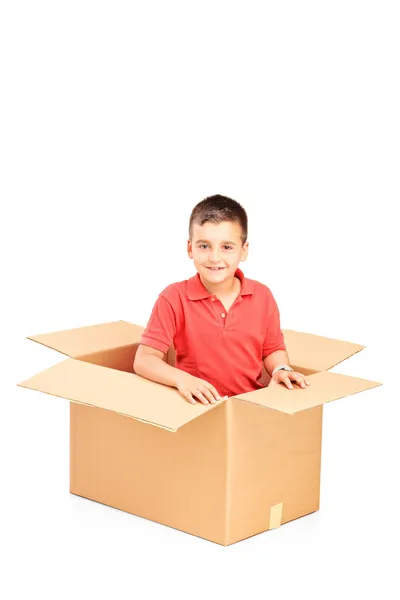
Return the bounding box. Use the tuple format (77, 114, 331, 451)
(187, 267, 255, 300)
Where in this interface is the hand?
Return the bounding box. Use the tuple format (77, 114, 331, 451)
(175, 372, 227, 405)
(268, 370, 311, 390)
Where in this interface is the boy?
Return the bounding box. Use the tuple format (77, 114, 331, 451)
(134, 195, 310, 405)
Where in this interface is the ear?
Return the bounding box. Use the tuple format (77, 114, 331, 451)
(240, 241, 249, 262)
(187, 238, 193, 259)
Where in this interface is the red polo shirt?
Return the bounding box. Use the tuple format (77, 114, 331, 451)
(138, 268, 286, 398)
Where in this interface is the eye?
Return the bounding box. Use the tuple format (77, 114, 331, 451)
(197, 244, 233, 250)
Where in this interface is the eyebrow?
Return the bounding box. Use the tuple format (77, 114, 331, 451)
(195, 239, 237, 245)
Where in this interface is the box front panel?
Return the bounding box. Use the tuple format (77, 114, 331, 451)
(228, 399, 323, 544)
(70, 401, 228, 544)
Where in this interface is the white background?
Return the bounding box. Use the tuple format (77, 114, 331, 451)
(1, 1, 399, 598)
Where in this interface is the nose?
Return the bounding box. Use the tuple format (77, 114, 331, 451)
(209, 248, 222, 262)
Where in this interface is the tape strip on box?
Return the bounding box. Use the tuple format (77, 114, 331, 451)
(269, 502, 283, 529)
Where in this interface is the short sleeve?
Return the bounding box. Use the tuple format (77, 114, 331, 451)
(262, 297, 287, 359)
(139, 294, 177, 354)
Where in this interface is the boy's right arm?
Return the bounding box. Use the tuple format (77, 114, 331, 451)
(133, 344, 223, 405)
(134, 344, 184, 389)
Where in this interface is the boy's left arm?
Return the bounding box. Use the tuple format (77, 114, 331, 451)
(262, 298, 310, 390)
(263, 350, 310, 390)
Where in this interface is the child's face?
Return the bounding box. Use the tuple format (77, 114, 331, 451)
(187, 220, 249, 285)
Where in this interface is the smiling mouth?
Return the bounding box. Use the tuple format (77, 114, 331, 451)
(206, 267, 225, 270)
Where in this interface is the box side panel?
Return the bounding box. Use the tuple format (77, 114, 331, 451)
(76, 345, 137, 373)
(77, 342, 175, 374)
(69, 401, 228, 545)
(227, 399, 322, 545)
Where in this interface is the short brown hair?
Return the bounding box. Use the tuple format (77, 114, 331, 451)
(189, 194, 248, 245)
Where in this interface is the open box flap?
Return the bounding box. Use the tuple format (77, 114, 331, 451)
(234, 371, 382, 415)
(27, 320, 143, 358)
(282, 329, 365, 372)
(17, 358, 222, 431)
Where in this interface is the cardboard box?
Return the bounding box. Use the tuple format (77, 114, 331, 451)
(17, 320, 381, 546)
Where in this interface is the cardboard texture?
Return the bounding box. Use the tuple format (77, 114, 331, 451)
(18, 320, 381, 546)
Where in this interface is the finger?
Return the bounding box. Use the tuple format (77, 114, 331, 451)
(209, 385, 222, 401)
(290, 373, 306, 388)
(200, 386, 216, 404)
(194, 390, 210, 405)
(185, 391, 197, 405)
(284, 375, 294, 390)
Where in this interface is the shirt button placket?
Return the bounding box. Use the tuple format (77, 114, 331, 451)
(210, 296, 226, 327)
(221, 312, 227, 330)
